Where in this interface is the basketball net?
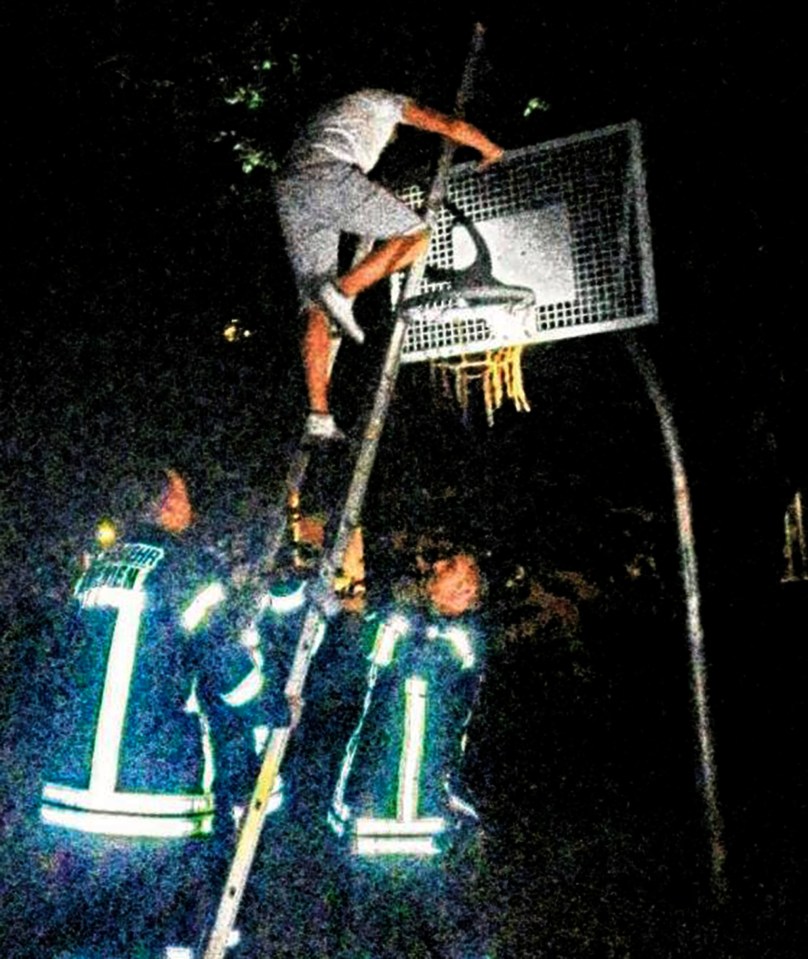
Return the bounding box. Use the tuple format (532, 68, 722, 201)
(431, 344, 531, 426)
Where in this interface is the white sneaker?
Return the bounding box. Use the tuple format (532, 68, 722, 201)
(304, 412, 346, 444)
(318, 282, 365, 344)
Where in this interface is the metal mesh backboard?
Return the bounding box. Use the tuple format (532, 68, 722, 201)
(397, 121, 657, 363)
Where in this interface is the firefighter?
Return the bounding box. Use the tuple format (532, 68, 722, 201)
(32, 468, 284, 959)
(325, 549, 489, 958)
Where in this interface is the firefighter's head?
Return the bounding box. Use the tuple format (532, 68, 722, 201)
(425, 552, 481, 617)
(153, 469, 194, 534)
(104, 467, 194, 541)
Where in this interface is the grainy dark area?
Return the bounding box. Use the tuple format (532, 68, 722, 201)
(2, 4, 805, 956)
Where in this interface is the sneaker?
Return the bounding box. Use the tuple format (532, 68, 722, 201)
(318, 281, 365, 344)
(304, 412, 346, 444)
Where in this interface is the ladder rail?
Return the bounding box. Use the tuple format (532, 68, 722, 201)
(201, 25, 487, 959)
(298, 21, 487, 633)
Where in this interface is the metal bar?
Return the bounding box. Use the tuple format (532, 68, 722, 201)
(627, 120, 659, 324)
(624, 333, 726, 896)
(201, 25, 487, 959)
(444, 118, 638, 176)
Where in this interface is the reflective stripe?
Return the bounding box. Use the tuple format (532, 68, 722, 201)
(355, 836, 440, 856)
(184, 679, 215, 793)
(253, 724, 270, 754)
(328, 808, 348, 836)
(266, 786, 283, 815)
(331, 654, 384, 827)
(370, 615, 409, 666)
(220, 649, 264, 707)
(181, 582, 226, 631)
(59, 551, 228, 843)
(427, 623, 475, 669)
(84, 586, 146, 795)
(258, 581, 307, 615)
(185, 681, 201, 715)
(447, 790, 479, 821)
(444, 625, 475, 669)
(41, 804, 213, 838)
(42, 782, 214, 817)
(356, 816, 445, 836)
(199, 706, 215, 794)
(310, 618, 327, 659)
(398, 677, 427, 821)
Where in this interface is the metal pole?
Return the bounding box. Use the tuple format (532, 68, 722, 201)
(624, 333, 726, 895)
(782, 489, 807, 582)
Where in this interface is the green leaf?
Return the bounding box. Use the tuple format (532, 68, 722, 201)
(523, 96, 551, 117)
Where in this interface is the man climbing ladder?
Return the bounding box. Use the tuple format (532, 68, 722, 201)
(274, 88, 504, 442)
(201, 29, 497, 959)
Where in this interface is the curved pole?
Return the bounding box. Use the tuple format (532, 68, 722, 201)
(624, 332, 726, 895)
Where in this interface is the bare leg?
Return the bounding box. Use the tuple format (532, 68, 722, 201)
(303, 306, 332, 414)
(338, 229, 430, 298)
(305, 229, 429, 420)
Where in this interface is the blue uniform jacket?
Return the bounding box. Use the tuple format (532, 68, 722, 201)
(39, 526, 274, 840)
(329, 608, 484, 857)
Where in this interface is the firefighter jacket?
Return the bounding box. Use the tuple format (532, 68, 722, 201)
(328, 609, 484, 857)
(39, 525, 277, 840)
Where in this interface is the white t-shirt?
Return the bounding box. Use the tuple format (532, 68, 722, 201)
(289, 89, 409, 173)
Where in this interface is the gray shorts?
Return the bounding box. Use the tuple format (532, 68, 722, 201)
(274, 160, 424, 308)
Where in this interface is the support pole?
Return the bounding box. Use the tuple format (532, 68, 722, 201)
(625, 333, 726, 895)
(782, 489, 807, 582)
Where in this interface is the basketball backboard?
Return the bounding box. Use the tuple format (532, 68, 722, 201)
(397, 120, 657, 363)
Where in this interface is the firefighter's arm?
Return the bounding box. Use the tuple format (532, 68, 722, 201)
(193, 593, 289, 730)
(401, 101, 504, 169)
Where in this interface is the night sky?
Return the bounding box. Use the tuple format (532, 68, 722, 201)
(2, 3, 806, 956)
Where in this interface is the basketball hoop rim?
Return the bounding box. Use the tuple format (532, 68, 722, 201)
(403, 284, 536, 314)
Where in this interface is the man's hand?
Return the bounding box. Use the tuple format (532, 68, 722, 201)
(477, 145, 505, 171)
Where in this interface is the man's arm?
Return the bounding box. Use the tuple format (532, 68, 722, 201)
(401, 101, 504, 169)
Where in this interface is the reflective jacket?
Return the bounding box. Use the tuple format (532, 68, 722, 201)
(40, 527, 267, 840)
(329, 610, 484, 857)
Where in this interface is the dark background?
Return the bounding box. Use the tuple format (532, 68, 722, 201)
(1, 3, 806, 956)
